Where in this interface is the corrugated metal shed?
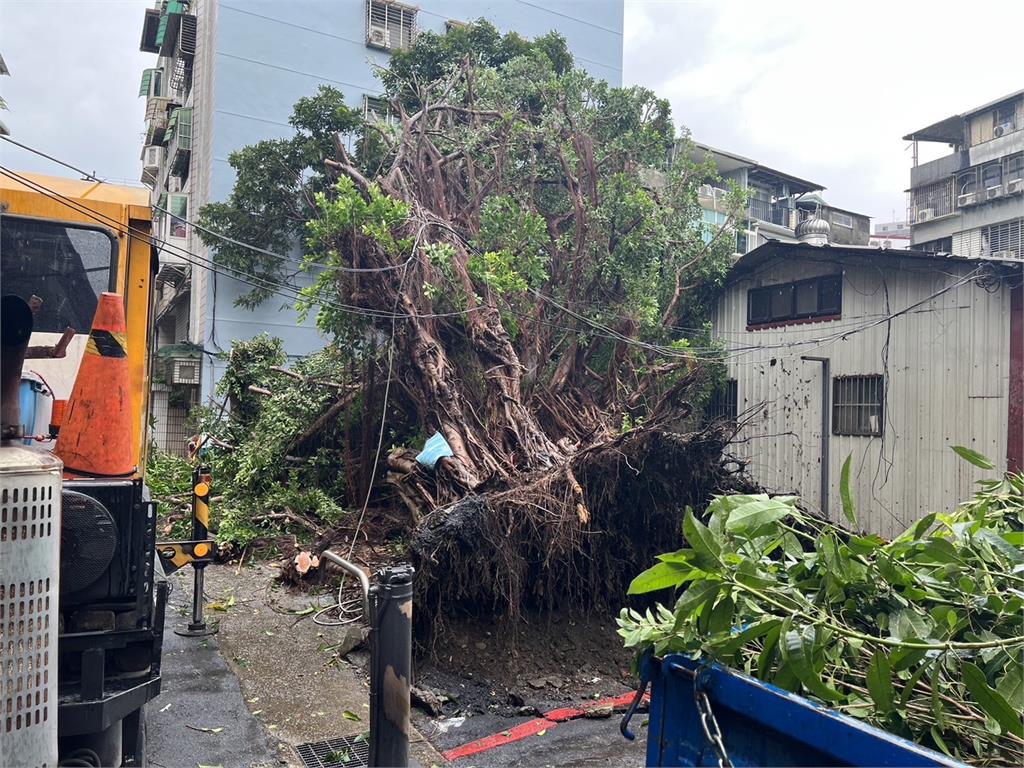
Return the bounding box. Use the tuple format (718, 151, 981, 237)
(713, 241, 1021, 538)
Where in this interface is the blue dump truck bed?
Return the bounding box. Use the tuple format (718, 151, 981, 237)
(623, 654, 967, 767)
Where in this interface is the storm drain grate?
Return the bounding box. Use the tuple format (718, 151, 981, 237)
(296, 735, 370, 768)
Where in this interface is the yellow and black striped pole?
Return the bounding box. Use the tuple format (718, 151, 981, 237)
(180, 465, 217, 637)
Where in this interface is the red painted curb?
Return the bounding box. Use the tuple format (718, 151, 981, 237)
(441, 690, 649, 761)
(442, 718, 557, 761)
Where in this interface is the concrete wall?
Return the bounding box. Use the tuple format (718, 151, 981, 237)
(713, 254, 1015, 538)
(194, 0, 624, 399)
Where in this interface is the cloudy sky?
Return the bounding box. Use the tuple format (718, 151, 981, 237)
(2, 0, 1022, 225)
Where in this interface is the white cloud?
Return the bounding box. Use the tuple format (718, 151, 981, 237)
(625, 0, 1024, 220)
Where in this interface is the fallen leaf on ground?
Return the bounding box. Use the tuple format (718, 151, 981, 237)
(537, 729, 547, 736)
(186, 725, 224, 735)
(251, 709, 263, 716)
(342, 709, 362, 721)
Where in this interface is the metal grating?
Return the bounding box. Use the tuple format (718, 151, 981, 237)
(296, 735, 369, 768)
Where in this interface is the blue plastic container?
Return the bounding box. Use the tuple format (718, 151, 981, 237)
(415, 431, 454, 469)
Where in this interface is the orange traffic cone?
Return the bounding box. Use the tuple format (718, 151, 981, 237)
(56, 292, 134, 477)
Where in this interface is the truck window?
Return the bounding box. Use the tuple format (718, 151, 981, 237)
(0, 215, 118, 333)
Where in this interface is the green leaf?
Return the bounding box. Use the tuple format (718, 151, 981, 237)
(976, 529, 1024, 565)
(724, 499, 792, 536)
(779, 622, 843, 702)
(684, 508, 721, 571)
(962, 662, 1023, 737)
(900, 659, 933, 708)
(951, 445, 995, 470)
(342, 709, 362, 722)
(888, 608, 934, 641)
(996, 661, 1024, 709)
(890, 646, 927, 672)
(627, 561, 694, 594)
(707, 595, 736, 636)
(866, 651, 895, 714)
(672, 580, 721, 629)
(655, 548, 697, 565)
(758, 624, 781, 679)
(929, 726, 953, 757)
(912, 512, 937, 540)
(847, 534, 884, 555)
(839, 453, 857, 526)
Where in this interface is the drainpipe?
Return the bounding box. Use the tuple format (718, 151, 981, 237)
(801, 356, 831, 517)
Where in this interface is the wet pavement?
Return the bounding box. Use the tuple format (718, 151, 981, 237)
(147, 574, 290, 768)
(425, 710, 648, 767)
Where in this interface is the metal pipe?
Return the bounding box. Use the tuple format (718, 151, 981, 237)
(802, 356, 831, 517)
(320, 550, 370, 620)
(369, 564, 413, 768)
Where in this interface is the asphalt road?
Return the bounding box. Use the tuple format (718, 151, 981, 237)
(147, 579, 288, 768)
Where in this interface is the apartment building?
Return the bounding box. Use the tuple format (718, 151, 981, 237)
(687, 142, 871, 254)
(136, 0, 625, 453)
(904, 90, 1023, 259)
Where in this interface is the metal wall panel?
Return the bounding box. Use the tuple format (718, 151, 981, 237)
(714, 257, 1012, 538)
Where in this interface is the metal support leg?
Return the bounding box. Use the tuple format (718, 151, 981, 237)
(369, 564, 413, 768)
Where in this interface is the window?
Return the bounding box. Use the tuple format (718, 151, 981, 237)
(139, 68, 162, 98)
(994, 103, 1016, 131)
(366, 0, 416, 51)
(363, 95, 396, 125)
(956, 168, 978, 201)
(832, 212, 854, 229)
(747, 274, 842, 326)
(0, 216, 118, 333)
(984, 220, 1021, 257)
(982, 163, 1003, 190)
(833, 376, 883, 437)
(705, 379, 738, 424)
(1006, 153, 1024, 182)
(168, 194, 188, 240)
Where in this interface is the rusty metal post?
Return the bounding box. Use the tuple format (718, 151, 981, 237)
(369, 564, 414, 768)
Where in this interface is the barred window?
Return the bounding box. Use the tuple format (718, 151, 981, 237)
(366, 0, 416, 51)
(363, 95, 396, 125)
(705, 379, 738, 424)
(833, 376, 883, 437)
(984, 220, 1021, 257)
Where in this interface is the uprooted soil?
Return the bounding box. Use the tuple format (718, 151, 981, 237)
(412, 611, 639, 720)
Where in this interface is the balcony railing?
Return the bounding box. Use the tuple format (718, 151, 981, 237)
(748, 198, 793, 228)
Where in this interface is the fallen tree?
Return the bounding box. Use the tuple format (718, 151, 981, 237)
(195, 22, 747, 619)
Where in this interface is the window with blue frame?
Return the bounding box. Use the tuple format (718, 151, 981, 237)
(701, 209, 728, 244)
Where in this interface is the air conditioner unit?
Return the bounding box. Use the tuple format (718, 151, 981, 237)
(916, 208, 935, 222)
(957, 192, 977, 207)
(994, 122, 1014, 138)
(986, 185, 1004, 199)
(991, 250, 1017, 260)
(167, 357, 201, 386)
(142, 145, 165, 173)
(367, 25, 390, 48)
(1007, 178, 1023, 194)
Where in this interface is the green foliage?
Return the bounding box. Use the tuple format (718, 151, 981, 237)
(619, 452, 1024, 765)
(197, 86, 360, 308)
(145, 449, 193, 541)
(216, 334, 286, 427)
(152, 339, 364, 550)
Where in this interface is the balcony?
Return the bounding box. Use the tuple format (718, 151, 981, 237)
(748, 198, 793, 228)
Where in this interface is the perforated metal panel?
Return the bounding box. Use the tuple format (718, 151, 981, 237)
(0, 446, 62, 767)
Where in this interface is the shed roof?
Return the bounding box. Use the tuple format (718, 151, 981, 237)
(728, 239, 1022, 283)
(688, 141, 825, 195)
(902, 89, 1024, 143)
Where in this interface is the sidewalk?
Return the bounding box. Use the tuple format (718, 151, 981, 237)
(151, 563, 443, 768)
